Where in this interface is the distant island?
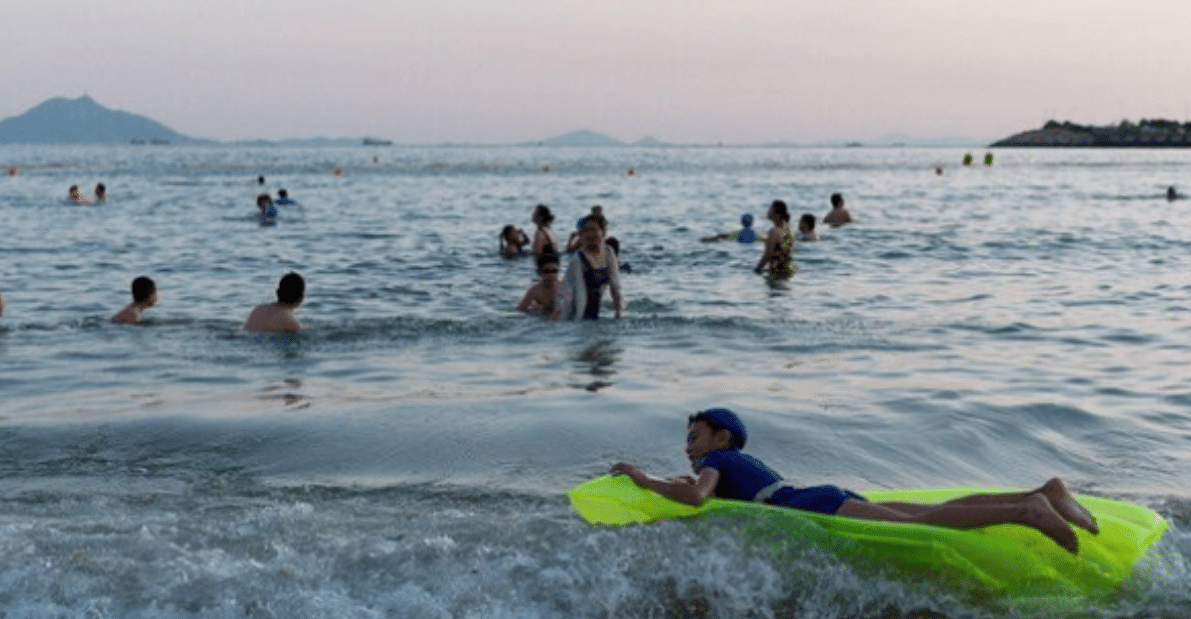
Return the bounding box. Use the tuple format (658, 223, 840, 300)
(0, 95, 211, 145)
(991, 119, 1191, 148)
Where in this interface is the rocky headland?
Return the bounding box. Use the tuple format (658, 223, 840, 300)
(991, 119, 1191, 148)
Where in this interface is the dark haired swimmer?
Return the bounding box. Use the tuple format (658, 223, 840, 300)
(500, 225, 531, 257)
(797, 213, 818, 241)
(823, 193, 852, 227)
(516, 252, 560, 315)
(245, 272, 304, 332)
(553, 214, 623, 320)
(611, 408, 1099, 554)
(754, 200, 794, 278)
(531, 204, 560, 259)
(256, 193, 278, 225)
(110, 276, 157, 324)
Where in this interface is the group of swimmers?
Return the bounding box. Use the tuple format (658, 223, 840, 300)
(502, 194, 853, 321)
(67, 183, 107, 203)
(255, 189, 298, 224)
(508, 204, 626, 320)
(103, 272, 306, 331)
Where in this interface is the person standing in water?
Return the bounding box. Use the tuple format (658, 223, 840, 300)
(531, 204, 560, 259)
(553, 214, 623, 320)
(754, 200, 794, 279)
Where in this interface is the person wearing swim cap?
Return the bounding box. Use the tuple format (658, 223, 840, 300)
(610, 409, 1100, 554)
(701, 213, 757, 243)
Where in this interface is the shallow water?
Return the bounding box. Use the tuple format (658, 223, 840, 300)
(1, 144, 1190, 617)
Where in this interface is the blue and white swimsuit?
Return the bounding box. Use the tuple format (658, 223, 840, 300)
(698, 449, 866, 515)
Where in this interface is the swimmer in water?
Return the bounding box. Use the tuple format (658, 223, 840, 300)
(68, 185, 88, 203)
(531, 204, 560, 259)
(611, 408, 1099, 554)
(1167, 186, 1181, 201)
(702, 213, 758, 243)
(797, 213, 818, 241)
(568, 206, 606, 252)
(500, 225, 531, 257)
(605, 236, 631, 274)
(275, 189, 295, 206)
(516, 252, 560, 315)
(823, 193, 852, 227)
(256, 193, 278, 225)
(553, 214, 623, 321)
(94, 183, 107, 202)
(754, 201, 794, 279)
(6, 166, 18, 177)
(110, 276, 158, 324)
(244, 272, 305, 332)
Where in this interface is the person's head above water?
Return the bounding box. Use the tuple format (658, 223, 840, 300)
(768, 200, 790, 224)
(799, 213, 816, 232)
(276, 271, 305, 305)
(688, 408, 747, 449)
(256, 193, 271, 208)
(741, 213, 754, 228)
(131, 276, 156, 304)
(532, 204, 554, 226)
(830, 193, 845, 208)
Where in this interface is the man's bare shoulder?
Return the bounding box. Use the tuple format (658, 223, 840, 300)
(244, 303, 301, 332)
(110, 304, 141, 324)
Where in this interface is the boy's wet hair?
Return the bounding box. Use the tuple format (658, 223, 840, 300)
(131, 276, 156, 303)
(831, 193, 844, 207)
(276, 271, 305, 304)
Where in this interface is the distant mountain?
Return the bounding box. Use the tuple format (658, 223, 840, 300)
(0, 95, 209, 144)
(533, 130, 626, 147)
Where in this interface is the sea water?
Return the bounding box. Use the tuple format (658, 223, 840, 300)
(0, 144, 1189, 618)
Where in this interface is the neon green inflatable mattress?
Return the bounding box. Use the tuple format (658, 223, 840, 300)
(568, 475, 1167, 595)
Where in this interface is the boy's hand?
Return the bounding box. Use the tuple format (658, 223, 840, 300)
(610, 462, 648, 487)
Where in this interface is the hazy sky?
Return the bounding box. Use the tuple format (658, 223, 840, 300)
(4, 1, 1191, 143)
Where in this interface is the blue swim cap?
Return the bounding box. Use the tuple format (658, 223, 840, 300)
(741, 214, 754, 227)
(700, 408, 747, 449)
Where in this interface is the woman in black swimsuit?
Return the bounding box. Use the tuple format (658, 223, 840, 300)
(552, 214, 623, 321)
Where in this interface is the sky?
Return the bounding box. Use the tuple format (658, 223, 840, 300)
(4, 0, 1191, 144)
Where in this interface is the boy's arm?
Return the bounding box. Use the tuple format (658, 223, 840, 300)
(610, 463, 720, 507)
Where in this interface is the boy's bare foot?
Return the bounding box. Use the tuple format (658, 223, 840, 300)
(1024, 494, 1079, 554)
(1038, 478, 1100, 535)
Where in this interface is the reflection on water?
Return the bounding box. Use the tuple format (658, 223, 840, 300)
(572, 338, 620, 391)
